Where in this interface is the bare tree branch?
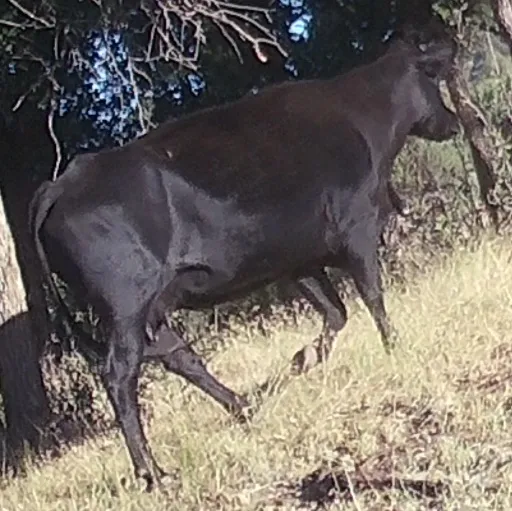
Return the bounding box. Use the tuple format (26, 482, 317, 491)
(127, 57, 151, 135)
(1, 0, 286, 79)
(48, 94, 62, 181)
(0, 0, 286, 152)
(0, 18, 29, 28)
(492, 0, 512, 56)
(6, 0, 54, 28)
(213, 18, 244, 62)
(12, 74, 46, 112)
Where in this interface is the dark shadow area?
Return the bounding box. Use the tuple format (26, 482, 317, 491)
(0, 311, 112, 478)
(292, 465, 449, 507)
(0, 310, 53, 474)
(268, 393, 512, 508)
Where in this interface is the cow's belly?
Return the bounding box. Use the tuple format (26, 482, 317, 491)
(169, 201, 336, 308)
(163, 172, 376, 309)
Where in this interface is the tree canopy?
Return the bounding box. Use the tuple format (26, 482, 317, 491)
(4, 0, 499, 170)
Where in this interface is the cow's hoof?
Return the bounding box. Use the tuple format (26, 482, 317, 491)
(155, 470, 179, 494)
(121, 467, 176, 493)
(401, 203, 411, 217)
(222, 393, 254, 424)
(291, 344, 319, 375)
(120, 472, 154, 493)
(382, 340, 395, 355)
(383, 332, 400, 354)
(232, 397, 255, 424)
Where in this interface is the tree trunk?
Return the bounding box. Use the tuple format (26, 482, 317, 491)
(492, 0, 512, 56)
(446, 44, 499, 230)
(0, 187, 51, 468)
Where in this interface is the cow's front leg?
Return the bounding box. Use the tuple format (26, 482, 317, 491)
(291, 269, 348, 374)
(346, 243, 399, 353)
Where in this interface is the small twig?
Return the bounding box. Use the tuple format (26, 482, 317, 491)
(203, 6, 286, 60)
(6, 0, 54, 28)
(215, 1, 270, 15)
(53, 27, 60, 61)
(486, 30, 500, 76)
(69, 48, 101, 79)
(48, 95, 62, 181)
(12, 75, 45, 112)
(342, 469, 363, 511)
(212, 19, 243, 63)
(131, 61, 153, 88)
(146, 20, 158, 61)
(0, 18, 30, 28)
(127, 57, 149, 135)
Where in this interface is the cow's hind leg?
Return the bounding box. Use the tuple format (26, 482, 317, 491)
(144, 325, 251, 421)
(291, 269, 347, 374)
(102, 319, 167, 491)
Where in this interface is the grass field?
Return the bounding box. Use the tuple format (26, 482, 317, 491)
(2, 236, 512, 510)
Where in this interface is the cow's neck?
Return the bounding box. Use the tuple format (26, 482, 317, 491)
(339, 66, 420, 180)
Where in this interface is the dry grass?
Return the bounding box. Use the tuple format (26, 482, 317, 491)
(2, 236, 512, 510)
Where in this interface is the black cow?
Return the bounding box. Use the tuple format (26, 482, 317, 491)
(29, 33, 458, 489)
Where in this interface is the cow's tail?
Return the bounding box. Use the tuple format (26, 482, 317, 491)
(29, 179, 71, 357)
(29, 179, 63, 304)
(29, 179, 107, 364)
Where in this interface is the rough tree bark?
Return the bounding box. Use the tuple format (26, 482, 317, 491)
(396, 2, 500, 228)
(0, 108, 55, 469)
(492, 0, 512, 56)
(446, 43, 500, 230)
(0, 188, 51, 467)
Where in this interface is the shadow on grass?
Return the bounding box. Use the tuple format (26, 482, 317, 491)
(293, 464, 449, 507)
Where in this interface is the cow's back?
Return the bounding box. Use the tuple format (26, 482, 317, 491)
(139, 82, 374, 209)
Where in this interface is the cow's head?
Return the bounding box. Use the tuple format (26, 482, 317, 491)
(397, 25, 459, 142)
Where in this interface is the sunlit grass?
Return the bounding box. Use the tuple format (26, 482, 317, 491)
(2, 235, 512, 509)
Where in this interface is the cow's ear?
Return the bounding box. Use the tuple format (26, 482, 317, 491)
(416, 42, 455, 79)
